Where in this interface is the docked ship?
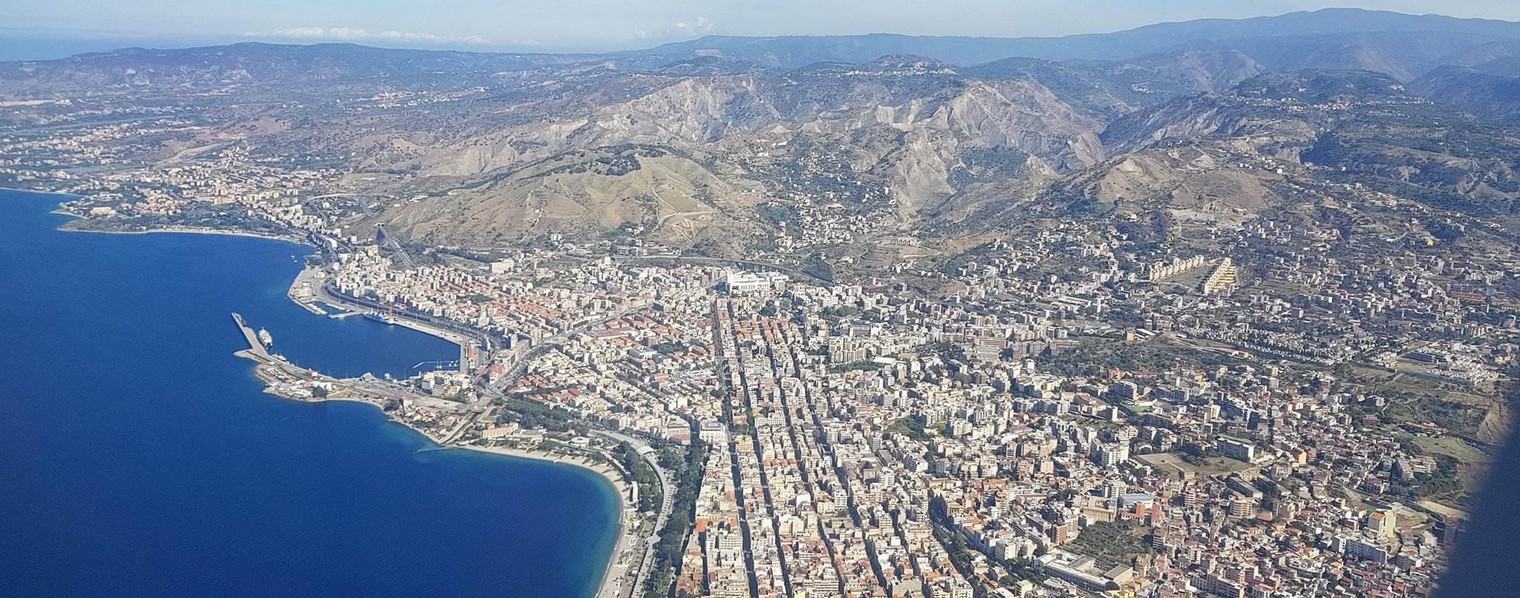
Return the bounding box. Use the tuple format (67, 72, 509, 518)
(364, 311, 400, 325)
(257, 328, 273, 347)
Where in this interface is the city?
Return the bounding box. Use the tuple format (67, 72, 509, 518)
(5, 7, 1520, 598)
(13, 145, 1508, 596)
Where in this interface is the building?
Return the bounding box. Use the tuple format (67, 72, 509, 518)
(1368, 509, 1397, 540)
(1229, 497, 1255, 518)
(721, 270, 788, 294)
(698, 421, 729, 444)
(1217, 436, 1258, 462)
(1201, 258, 1238, 295)
(1095, 443, 1130, 467)
(1147, 255, 1207, 282)
(1346, 537, 1390, 564)
(1037, 550, 1113, 591)
(1194, 573, 1245, 598)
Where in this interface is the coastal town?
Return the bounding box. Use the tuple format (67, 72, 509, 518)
(2, 144, 1507, 598)
(5, 64, 1520, 598)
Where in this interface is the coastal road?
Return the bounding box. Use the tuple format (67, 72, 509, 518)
(593, 429, 675, 598)
(293, 268, 674, 596)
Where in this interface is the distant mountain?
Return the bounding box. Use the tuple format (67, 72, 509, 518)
(1470, 54, 1520, 77)
(975, 66, 1520, 245)
(0, 42, 581, 96)
(964, 48, 1266, 118)
(5, 8, 1520, 260)
(1410, 66, 1520, 124)
(636, 8, 1520, 75)
(1214, 31, 1520, 81)
(6, 8, 1520, 99)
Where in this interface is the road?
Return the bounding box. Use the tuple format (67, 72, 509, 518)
(483, 301, 653, 393)
(611, 253, 832, 284)
(594, 429, 675, 598)
(287, 273, 676, 596)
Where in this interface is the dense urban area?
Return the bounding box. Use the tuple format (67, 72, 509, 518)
(6, 12, 1520, 597)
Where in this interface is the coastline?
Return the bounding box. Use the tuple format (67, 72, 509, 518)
(63, 226, 293, 241)
(256, 383, 635, 598)
(54, 220, 303, 244)
(34, 198, 637, 598)
(454, 444, 630, 598)
(11, 185, 302, 245)
(48, 215, 478, 360)
(232, 292, 635, 598)
(0, 190, 629, 598)
(0, 186, 80, 198)
(40, 200, 474, 355)
(310, 284, 476, 351)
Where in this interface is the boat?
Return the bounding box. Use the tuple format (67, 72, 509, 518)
(257, 328, 273, 347)
(364, 312, 399, 325)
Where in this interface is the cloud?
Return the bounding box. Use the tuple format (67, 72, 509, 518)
(669, 16, 714, 37)
(258, 27, 495, 45)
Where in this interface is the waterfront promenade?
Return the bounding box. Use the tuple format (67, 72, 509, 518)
(82, 217, 673, 598)
(228, 308, 651, 598)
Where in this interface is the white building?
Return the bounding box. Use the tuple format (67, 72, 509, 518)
(722, 270, 788, 294)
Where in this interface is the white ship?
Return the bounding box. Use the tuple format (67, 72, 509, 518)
(257, 328, 273, 347)
(365, 311, 400, 325)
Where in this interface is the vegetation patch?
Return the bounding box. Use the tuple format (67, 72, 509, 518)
(1066, 520, 1148, 570)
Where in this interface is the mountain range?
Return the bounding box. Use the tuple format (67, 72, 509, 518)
(3, 8, 1519, 273)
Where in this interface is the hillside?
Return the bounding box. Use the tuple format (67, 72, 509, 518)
(3, 8, 1520, 270)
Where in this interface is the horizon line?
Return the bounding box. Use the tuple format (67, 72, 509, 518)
(3, 6, 1519, 61)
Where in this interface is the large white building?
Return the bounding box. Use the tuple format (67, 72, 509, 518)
(722, 270, 788, 294)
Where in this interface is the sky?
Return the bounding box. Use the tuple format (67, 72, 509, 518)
(6, 0, 1520, 54)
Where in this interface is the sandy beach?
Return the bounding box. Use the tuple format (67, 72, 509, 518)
(239, 350, 637, 598)
(443, 445, 634, 598)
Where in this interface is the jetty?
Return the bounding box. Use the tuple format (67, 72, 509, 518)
(231, 312, 271, 360)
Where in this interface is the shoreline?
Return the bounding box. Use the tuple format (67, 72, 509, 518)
(54, 216, 476, 355)
(55, 220, 304, 244)
(35, 191, 638, 598)
(311, 285, 476, 351)
(263, 386, 635, 598)
(0, 186, 81, 198)
(236, 316, 633, 598)
(42, 199, 474, 355)
(452, 442, 630, 598)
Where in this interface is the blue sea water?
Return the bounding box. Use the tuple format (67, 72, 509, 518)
(0, 190, 618, 597)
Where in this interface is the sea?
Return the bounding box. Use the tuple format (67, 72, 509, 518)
(0, 189, 618, 597)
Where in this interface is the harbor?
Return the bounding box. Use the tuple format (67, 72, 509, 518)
(286, 263, 482, 375)
(230, 312, 271, 360)
(0, 191, 622, 598)
(229, 307, 649, 598)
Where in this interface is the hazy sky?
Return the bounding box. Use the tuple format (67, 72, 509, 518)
(8, 0, 1520, 52)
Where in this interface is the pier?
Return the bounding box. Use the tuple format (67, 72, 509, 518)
(231, 312, 271, 360)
